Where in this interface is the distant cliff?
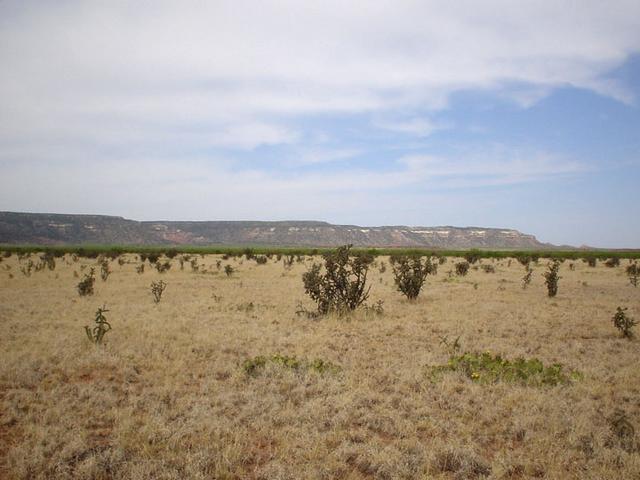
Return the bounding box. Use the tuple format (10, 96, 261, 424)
(0, 212, 555, 249)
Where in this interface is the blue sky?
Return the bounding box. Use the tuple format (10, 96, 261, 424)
(1, 1, 639, 247)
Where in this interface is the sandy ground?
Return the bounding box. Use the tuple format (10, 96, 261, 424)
(0, 253, 639, 479)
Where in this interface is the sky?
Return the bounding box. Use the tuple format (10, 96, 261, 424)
(1, 1, 639, 248)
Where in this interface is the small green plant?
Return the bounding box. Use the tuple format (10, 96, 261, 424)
(390, 255, 437, 300)
(543, 260, 561, 297)
(84, 305, 111, 345)
(455, 261, 469, 276)
(224, 265, 234, 277)
(430, 351, 580, 386)
(612, 307, 636, 339)
(100, 259, 111, 281)
(151, 280, 167, 303)
(302, 245, 373, 315)
(77, 268, 96, 296)
(522, 266, 533, 289)
(626, 263, 639, 287)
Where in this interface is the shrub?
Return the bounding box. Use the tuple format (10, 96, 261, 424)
(190, 258, 199, 272)
(430, 351, 581, 386)
(543, 260, 561, 297)
(147, 252, 161, 264)
(255, 255, 268, 265)
(20, 259, 34, 277)
(224, 265, 234, 277)
(464, 249, 481, 264)
(84, 305, 111, 345)
(136, 264, 145, 274)
(455, 261, 469, 276)
(584, 257, 597, 267)
(155, 260, 171, 273)
(40, 252, 56, 271)
(283, 255, 295, 270)
(613, 307, 636, 339)
(77, 268, 96, 296)
(522, 266, 533, 289)
(165, 248, 178, 259)
(100, 259, 111, 281)
(390, 255, 437, 300)
(605, 257, 620, 268)
(302, 245, 373, 315)
(626, 263, 639, 287)
(481, 264, 495, 274)
(151, 280, 167, 303)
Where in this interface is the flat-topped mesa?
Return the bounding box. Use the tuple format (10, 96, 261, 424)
(0, 211, 553, 249)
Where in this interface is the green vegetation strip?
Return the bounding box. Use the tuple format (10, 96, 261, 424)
(1, 244, 639, 260)
(430, 352, 583, 386)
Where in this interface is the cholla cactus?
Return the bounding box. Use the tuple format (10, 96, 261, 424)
(85, 305, 111, 344)
(151, 280, 167, 303)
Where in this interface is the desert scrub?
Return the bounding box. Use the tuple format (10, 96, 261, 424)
(430, 352, 581, 386)
(605, 257, 620, 268)
(302, 244, 373, 315)
(612, 307, 636, 339)
(455, 261, 470, 276)
(77, 268, 96, 296)
(155, 260, 171, 273)
(242, 354, 340, 376)
(543, 260, 561, 297)
(626, 263, 639, 287)
(464, 249, 481, 264)
(522, 266, 533, 289)
(390, 255, 437, 300)
(151, 280, 167, 303)
(584, 257, 597, 267)
(481, 264, 495, 273)
(99, 258, 111, 281)
(224, 265, 234, 277)
(84, 305, 111, 345)
(254, 255, 268, 265)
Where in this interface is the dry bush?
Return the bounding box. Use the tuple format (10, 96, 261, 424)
(543, 260, 561, 297)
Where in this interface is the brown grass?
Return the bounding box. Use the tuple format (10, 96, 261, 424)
(0, 254, 639, 479)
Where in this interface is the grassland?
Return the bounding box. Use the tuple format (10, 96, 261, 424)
(0, 251, 639, 479)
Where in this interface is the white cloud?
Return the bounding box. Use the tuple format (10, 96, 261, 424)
(1, 0, 639, 153)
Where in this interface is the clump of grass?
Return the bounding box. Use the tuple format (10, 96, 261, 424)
(390, 255, 437, 300)
(481, 264, 495, 274)
(455, 261, 469, 276)
(612, 307, 636, 339)
(430, 351, 581, 386)
(543, 260, 561, 297)
(302, 244, 373, 315)
(242, 354, 340, 376)
(607, 409, 639, 453)
(20, 259, 34, 277)
(84, 305, 111, 345)
(151, 280, 167, 303)
(77, 268, 96, 296)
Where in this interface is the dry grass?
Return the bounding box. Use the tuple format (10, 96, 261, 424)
(0, 254, 639, 479)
